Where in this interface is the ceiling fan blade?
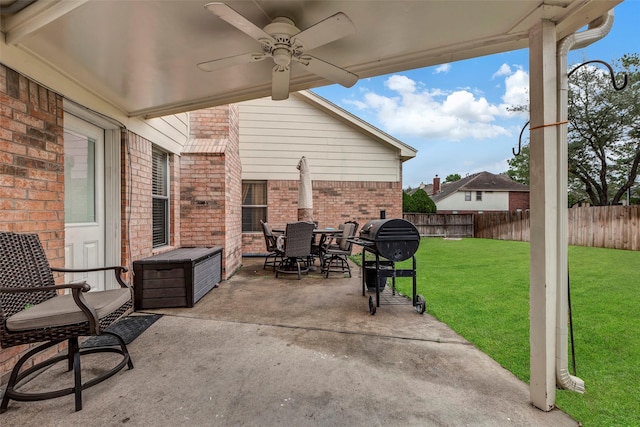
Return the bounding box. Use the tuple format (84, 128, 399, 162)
(296, 55, 358, 88)
(205, 2, 273, 43)
(272, 66, 291, 101)
(292, 12, 355, 51)
(197, 52, 266, 72)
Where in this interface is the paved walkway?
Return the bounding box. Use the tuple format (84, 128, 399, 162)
(0, 257, 577, 426)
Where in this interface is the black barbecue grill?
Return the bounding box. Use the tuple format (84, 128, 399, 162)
(358, 218, 420, 261)
(351, 218, 425, 315)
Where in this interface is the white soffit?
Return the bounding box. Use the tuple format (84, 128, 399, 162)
(0, 0, 622, 118)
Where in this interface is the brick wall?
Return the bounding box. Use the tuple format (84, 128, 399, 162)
(181, 105, 243, 278)
(0, 64, 66, 383)
(224, 104, 242, 275)
(242, 179, 402, 254)
(121, 132, 152, 265)
(121, 130, 181, 279)
(179, 152, 226, 244)
(509, 191, 530, 211)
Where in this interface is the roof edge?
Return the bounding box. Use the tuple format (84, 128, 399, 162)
(294, 90, 417, 161)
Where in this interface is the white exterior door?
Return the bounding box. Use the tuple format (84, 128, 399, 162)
(64, 115, 106, 291)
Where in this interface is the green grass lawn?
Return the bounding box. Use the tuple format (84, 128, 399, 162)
(388, 238, 640, 427)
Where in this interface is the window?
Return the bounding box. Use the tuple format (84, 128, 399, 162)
(64, 129, 96, 223)
(242, 181, 267, 232)
(465, 191, 471, 201)
(152, 147, 169, 247)
(476, 191, 482, 201)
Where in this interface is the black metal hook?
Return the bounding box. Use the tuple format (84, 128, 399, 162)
(567, 59, 628, 91)
(513, 120, 530, 156)
(512, 59, 628, 156)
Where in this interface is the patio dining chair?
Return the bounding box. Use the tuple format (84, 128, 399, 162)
(321, 221, 359, 278)
(275, 221, 315, 279)
(0, 232, 134, 413)
(260, 220, 283, 270)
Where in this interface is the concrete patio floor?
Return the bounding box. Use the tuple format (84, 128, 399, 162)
(1, 256, 578, 426)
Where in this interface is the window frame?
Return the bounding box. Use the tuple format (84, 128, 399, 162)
(152, 147, 169, 248)
(242, 180, 268, 233)
(476, 191, 482, 201)
(464, 191, 471, 201)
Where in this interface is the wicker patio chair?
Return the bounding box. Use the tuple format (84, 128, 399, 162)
(0, 232, 134, 413)
(321, 221, 359, 278)
(275, 221, 315, 279)
(260, 220, 283, 270)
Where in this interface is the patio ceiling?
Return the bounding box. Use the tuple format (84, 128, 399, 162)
(0, 0, 621, 118)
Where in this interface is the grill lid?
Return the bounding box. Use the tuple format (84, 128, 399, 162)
(358, 218, 420, 261)
(359, 218, 420, 242)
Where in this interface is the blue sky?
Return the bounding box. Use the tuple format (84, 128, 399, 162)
(312, 1, 639, 189)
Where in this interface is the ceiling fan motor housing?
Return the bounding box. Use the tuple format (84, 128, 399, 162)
(200, 4, 359, 98)
(264, 17, 300, 66)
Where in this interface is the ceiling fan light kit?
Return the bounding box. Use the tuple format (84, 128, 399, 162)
(198, 2, 359, 100)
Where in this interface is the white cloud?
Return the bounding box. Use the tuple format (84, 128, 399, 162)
(385, 75, 416, 93)
(441, 91, 500, 123)
(343, 64, 534, 144)
(342, 99, 369, 110)
(492, 63, 512, 79)
(356, 75, 511, 141)
(434, 64, 451, 74)
(502, 67, 529, 107)
(491, 66, 530, 119)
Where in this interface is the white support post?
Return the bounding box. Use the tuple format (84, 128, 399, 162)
(528, 20, 559, 411)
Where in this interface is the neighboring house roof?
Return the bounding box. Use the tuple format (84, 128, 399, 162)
(432, 171, 529, 202)
(296, 91, 417, 161)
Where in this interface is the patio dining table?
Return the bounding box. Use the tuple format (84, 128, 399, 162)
(272, 227, 341, 271)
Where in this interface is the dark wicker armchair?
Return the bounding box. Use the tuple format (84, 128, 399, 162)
(0, 232, 134, 413)
(275, 221, 315, 279)
(260, 220, 283, 270)
(321, 221, 359, 278)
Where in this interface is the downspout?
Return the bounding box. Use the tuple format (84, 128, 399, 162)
(555, 9, 614, 393)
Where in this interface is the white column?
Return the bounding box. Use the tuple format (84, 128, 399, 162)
(528, 20, 558, 411)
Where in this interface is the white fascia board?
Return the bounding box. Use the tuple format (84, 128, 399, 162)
(3, 0, 90, 45)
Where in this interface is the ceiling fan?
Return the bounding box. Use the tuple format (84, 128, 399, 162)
(198, 2, 359, 100)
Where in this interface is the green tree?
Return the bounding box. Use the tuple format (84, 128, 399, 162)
(506, 53, 640, 205)
(445, 173, 461, 182)
(506, 143, 530, 185)
(411, 189, 437, 213)
(567, 53, 640, 205)
(402, 191, 415, 212)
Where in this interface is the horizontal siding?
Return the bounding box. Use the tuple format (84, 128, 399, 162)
(239, 97, 400, 182)
(437, 191, 509, 211)
(140, 113, 189, 154)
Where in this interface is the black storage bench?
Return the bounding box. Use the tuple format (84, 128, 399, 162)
(133, 247, 223, 309)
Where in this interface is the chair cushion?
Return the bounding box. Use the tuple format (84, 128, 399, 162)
(338, 223, 356, 251)
(6, 288, 131, 332)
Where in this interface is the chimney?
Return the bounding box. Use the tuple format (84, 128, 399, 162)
(432, 175, 441, 195)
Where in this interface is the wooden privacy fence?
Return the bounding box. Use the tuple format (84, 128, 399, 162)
(474, 210, 530, 242)
(403, 213, 474, 237)
(473, 206, 640, 251)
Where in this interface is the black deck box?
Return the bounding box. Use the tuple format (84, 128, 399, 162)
(133, 247, 223, 309)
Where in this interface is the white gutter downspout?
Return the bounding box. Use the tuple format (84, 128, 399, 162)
(555, 10, 614, 393)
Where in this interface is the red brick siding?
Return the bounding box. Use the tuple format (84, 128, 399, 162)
(180, 105, 243, 278)
(120, 131, 182, 281)
(180, 153, 226, 244)
(509, 191, 530, 211)
(242, 180, 402, 254)
(224, 104, 243, 275)
(0, 64, 66, 383)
